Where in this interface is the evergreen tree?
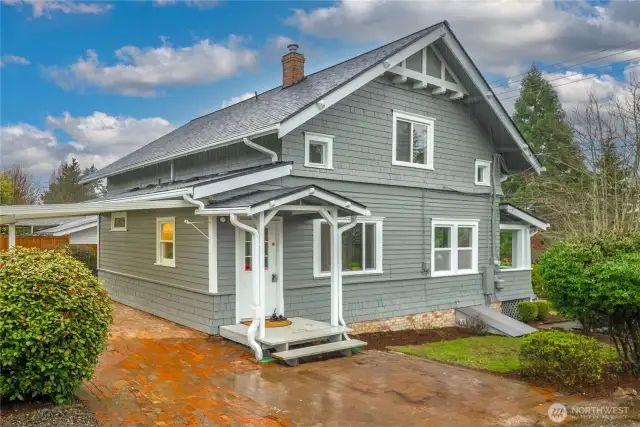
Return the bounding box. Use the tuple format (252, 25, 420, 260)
(512, 65, 584, 175)
(42, 158, 97, 203)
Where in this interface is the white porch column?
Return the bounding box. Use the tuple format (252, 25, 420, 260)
(319, 209, 340, 327)
(337, 216, 359, 330)
(8, 223, 16, 249)
(256, 212, 267, 339)
(207, 216, 217, 293)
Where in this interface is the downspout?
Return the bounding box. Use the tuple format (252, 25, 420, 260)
(183, 193, 205, 210)
(229, 214, 263, 361)
(337, 216, 359, 335)
(243, 137, 278, 163)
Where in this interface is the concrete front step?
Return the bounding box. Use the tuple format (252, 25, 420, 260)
(272, 339, 367, 366)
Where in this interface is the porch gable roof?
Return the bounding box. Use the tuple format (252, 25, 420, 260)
(499, 204, 549, 230)
(199, 185, 370, 216)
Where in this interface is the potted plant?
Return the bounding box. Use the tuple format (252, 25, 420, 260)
(351, 261, 361, 271)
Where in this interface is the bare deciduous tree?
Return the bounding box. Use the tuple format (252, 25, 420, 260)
(0, 166, 41, 205)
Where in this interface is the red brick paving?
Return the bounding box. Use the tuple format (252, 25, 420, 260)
(80, 303, 554, 426)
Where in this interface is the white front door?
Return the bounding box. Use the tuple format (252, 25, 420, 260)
(236, 220, 281, 322)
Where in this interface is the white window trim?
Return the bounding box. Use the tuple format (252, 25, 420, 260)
(312, 216, 384, 278)
(304, 131, 334, 170)
(499, 223, 532, 271)
(475, 159, 492, 186)
(155, 216, 176, 268)
(392, 110, 435, 170)
(430, 219, 479, 277)
(110, 212, 127, 231)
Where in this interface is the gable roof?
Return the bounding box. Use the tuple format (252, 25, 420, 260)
(38, 216, 97, 236)
(500, 204, 550, 230)
(82, 21, 542, 183)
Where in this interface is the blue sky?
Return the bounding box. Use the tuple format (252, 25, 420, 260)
(1, 0, 639, 183)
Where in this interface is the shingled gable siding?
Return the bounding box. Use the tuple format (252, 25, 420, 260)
(281, 77, 500, 194)
(98, 209, 235, 334)
(106, 133, 281, 195)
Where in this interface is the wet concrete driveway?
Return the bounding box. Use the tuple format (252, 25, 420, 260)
(80, 303, 550, 426)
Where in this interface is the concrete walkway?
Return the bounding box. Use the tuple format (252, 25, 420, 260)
(80, 303, 553, 426)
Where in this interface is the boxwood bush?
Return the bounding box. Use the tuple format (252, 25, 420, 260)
(534, 300, 550, 321)
(520, 330, 607, 387)
(517, 302, 538, 323)
(0, 247, 113, 402)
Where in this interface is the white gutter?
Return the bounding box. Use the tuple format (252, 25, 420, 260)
(229, 213, 263, 361)
(80, 124, 281, 184)
(243, 137, 278, 163)
(182, 194, 205, 210)
(100, 187, 193, 203)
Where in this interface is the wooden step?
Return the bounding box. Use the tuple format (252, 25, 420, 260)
(272, 339, 367, 366)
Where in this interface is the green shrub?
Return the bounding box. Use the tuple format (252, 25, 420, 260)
(534, 300, 550, 321)
(520, 330, 607, 387)
(517, 302, 538, 323)
(531, 264, 546, 298)
(540, 232, 640, 368)
(68, 245, 97, 274)
(0, 247, 113, 402)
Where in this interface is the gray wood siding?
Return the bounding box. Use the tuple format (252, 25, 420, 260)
(282, 78, 503, 194)
(99, 208, 209, 292)
(496, 270, 533, 302)
(107, 133, 280, 194)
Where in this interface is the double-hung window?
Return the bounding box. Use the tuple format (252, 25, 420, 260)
(392, 110, 435, 170)
(156, 217, 175, 267)
(304, 132, 333, 169)
(313, 217, 383, 277)
(431, 219, 479, 276)
(499, 224, 531, 270)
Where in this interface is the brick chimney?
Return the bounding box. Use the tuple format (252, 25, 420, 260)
(282, 43, 305, 86)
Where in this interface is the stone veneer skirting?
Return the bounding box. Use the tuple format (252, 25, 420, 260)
(348, 309, 456, 334)
(489, 302, 503, 312)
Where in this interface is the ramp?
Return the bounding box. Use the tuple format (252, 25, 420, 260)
(456, 305, 537, 337)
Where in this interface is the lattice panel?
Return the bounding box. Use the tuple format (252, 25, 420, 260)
(501, 298, 530, 319)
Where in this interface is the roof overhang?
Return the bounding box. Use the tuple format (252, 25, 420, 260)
(80, 124, 281, 183)
(48, 221, 97, 237)
(499, 204, 549, 230)
(196, 185, 370, 217)
(39, 217, 98, 236)
(1, 198, 194, 223)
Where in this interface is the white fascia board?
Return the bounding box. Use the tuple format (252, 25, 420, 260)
(441, 34, 543, 174)
(80, 124, 281, 183)
(1, 200, 194, 222)
(277, 26, 447, 138)
(500, 205, 549, 230)
(192, 163, 293, 199)
(101, 188, 193, 203)
(195, 207, 250, 215)
(51, 222, 97, 236)
(249, 187, 370, 216)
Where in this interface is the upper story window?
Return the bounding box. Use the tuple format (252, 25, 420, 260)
(156, 217, 175, 267)
(304, 131, 334, 169)
(431, 219, 479, 277)
(392, 110, 435, 170)
(110, 212, 127, 231)
(500, 224, 531, 270)
(475, 160, 492, 186)
(313, 217, 383, 277)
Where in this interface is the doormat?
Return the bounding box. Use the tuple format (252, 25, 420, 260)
(241, 319, 292, 328)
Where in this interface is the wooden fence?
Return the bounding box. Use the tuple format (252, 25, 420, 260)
(0, 236, 69, 251)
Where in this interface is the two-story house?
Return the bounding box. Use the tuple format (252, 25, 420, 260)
(2, 21, 548, 363)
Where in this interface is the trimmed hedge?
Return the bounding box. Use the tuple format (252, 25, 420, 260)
(0, 248, 113, 402)
(520, 330, 607, 387)
(517, 302, 538, 323)
(534, 300, 550, 321)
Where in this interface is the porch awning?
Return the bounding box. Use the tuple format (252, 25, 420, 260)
(197, 185, 370, 217)
(499, 204, 549, 230)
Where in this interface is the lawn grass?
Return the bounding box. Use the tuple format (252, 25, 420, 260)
(392, 336, 523, 373)
(392, 335, 620, 373)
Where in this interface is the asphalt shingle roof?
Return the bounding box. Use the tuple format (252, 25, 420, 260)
(85, 22, 444, 182)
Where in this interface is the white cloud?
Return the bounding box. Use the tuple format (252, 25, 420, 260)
(274, 35, 295, 50)
(0, 55, 30, 67)
(286, 0, 640, 76)
(44, 36, 258, 96)
(2, 0, 113, 18)
(153, 0, 218, 8)
(1, 112, 175, 180)
(221, 91, 255, 108)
